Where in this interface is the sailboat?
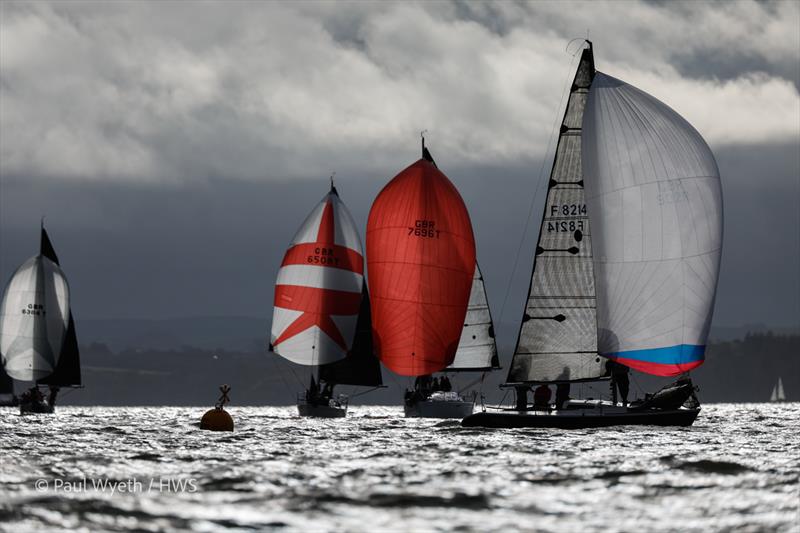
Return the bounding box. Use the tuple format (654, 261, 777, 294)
(404, 262, 501, 418)
(0, 225, 82, 414)
(367, 139, 479, 418)
(770, 377, 787, 402)
(269, 180, 382, 417)
(463, 41, 723, 429)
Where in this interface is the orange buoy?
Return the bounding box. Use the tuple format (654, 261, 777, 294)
(200, 384, 234, 431)
(200, 407, 234, 431)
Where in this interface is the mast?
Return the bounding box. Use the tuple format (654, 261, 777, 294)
(506, 41, 606, 385)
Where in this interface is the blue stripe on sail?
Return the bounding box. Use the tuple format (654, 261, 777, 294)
(606, 344, 706, 364)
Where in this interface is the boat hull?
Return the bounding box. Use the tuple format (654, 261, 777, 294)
(19, 401, 54, 415)
(297, 403, 347, 418)
(405, 398, 474, 419)
(462, 406, 699, 429)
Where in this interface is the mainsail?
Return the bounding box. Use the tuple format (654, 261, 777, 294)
(582, 71, 723, 376)
(318, 284, 383, 387)
(367, 144, 476, 376)
(0, 227, 77, 382)
(270, 184, 365, 366)
(446, 262, 500, 371)
(507, 44, 606, 384)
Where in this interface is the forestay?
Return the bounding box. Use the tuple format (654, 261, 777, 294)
(507, 44, 606, 384)
(582, 72, 723, 376)
(271, 186, 365, 366)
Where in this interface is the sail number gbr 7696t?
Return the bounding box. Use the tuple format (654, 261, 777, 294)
(408, 219, 441, 239)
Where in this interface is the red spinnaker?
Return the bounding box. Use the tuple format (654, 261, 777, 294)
(367, 158, 476, 376)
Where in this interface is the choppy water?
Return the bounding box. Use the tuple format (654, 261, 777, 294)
(0, 404, 798, 532)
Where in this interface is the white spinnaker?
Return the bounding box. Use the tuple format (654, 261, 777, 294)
(582, 72, 723, 369)
(447, 263, 498, 371)
(0, 255, 71, 381)
(270, 190, 364, 366)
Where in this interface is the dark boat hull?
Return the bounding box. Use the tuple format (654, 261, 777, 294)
(462, 407, 699, 429)
(19, 401, 55, 415)
(297, 403, 347, 418)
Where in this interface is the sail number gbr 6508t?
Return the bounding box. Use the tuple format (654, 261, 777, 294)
(408, 220, 441, 239)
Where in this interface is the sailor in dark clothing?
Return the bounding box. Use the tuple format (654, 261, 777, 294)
(555, 383, 570, 410)
(47, 386, 60, 407)
(432, 377, 441, 392)
(606, 359, 630, 406)
(515, 386, 529, 411)
(441, 376, 452, 392)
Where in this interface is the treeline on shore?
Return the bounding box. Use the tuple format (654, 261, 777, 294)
(49, 332, 799, 406)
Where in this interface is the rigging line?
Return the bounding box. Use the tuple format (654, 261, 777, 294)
(349, 386, 382, 399)
(497, 47, 583, 326)
(457, 374, 485, 395)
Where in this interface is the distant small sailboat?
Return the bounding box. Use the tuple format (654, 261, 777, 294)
(269, 180, 382, 417)
(464, 41, 722, 428)
(770, 377, 786, 402)
(367, 138, 483, 418)
(0, 225, 82, 414)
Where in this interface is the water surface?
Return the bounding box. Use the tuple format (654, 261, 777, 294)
(1, 404, 798, 532)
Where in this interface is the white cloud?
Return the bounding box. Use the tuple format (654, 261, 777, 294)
(0, 0, 798, 182)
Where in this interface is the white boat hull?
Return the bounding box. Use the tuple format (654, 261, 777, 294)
(404, 392, 474, 418)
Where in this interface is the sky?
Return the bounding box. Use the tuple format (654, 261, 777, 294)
(1, 1, 799, 344)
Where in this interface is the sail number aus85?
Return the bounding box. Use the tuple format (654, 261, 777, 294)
(550, 204, 587, 216)
(408, 220, 441, 238)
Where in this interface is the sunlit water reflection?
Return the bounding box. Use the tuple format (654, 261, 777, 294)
(1, 404, 798, 532)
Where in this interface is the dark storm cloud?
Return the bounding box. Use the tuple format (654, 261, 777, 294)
(0, 1, 797, 182)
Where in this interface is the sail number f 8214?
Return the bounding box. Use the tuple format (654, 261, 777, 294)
(550, 204, 587, 217)
(408, 220, 441, 238)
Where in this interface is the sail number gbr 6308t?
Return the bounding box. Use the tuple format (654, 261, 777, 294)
(307, 247, 340, 266)
(408, 220, 441, 239)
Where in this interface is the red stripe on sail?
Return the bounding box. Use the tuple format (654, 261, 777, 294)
(272, 285, 362, 348)
(280, 243, 364, 274)
(366, 158, 476, 376)
(273, 310, 349, 350)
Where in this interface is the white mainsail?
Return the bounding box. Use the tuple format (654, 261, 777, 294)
(270, 186, 365, 366)
(582, 72, 723, 377)
(776, 377, 786, 401)
(447, 263, 499, 371)
(0, 255, 71, 381)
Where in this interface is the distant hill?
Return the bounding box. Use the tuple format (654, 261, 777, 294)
(19, 332, 796, 407)
(77, 316, 799, 352)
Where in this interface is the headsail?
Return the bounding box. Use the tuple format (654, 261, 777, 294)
(776, 377, 786, 401)
(318, 284, 383, 387)
(507, 43, 606, 384)
(0, 227, 76, 382)
(270, 185, 365, 366)
(367, 144, 476, 376)
(447, 262, 500, 371)
(582, 72, 723, 377)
